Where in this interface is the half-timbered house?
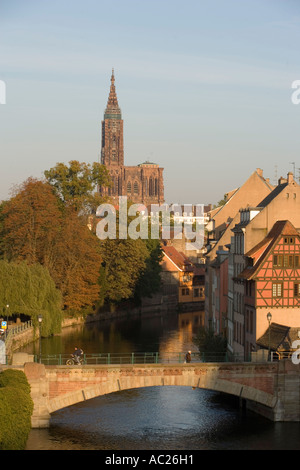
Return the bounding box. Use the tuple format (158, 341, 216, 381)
(239, 220, 300, 357)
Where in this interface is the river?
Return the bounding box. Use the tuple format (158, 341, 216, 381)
(19, 310, 300, 451)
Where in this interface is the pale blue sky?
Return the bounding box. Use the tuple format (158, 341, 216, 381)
(1, 0, 300, 205)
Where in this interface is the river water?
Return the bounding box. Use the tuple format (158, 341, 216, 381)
(20, 310, 300, 451)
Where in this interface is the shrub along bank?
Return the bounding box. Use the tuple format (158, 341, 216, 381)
(0, 369, 33, 450)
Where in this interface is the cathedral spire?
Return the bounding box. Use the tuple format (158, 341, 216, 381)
(105, 68, 121, 117)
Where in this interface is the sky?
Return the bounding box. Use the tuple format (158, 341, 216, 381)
(0, 0, 300, 205)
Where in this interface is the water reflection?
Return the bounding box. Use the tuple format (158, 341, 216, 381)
(21, 311, 204, 358)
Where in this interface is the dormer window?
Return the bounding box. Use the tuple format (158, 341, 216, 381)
(284, 237, 295, 244)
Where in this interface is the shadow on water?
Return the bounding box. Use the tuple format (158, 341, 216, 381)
(26, 386, 300, 451)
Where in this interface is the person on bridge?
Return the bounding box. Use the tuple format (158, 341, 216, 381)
(73, 347, 83, 364)
(185, 351, 192, 363)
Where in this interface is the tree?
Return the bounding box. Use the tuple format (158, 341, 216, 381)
(99, 237, 148, 304)
(51, 207, 102, 311)
(44, 160, 111, 212)
(133, 238, 163, 304)
(1, 178, 62, 266)
(193, 326, 227, 361)
(0, 260, 62, 336)
(1, 179, 103, 313)
(96, 203, 163, 306)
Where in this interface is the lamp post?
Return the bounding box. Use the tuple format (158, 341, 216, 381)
(38, 314, 43, 363)
(267, 312, 272, 361)
(5, 304, 9, 339)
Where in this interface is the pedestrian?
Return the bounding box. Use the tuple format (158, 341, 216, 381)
(185, 350, 192, 363)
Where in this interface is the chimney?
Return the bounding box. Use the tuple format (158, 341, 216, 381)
(287, 172, 294, 184)
(278, 176, 287, 185)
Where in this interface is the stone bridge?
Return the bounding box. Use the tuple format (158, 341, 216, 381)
(16, 359, 300, 427)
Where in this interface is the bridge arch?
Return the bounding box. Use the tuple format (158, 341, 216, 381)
(22, 361, 300, 427)
(47, 365, 276, 416)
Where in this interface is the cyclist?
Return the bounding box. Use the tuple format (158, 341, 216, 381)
(73, 347, 84, 364)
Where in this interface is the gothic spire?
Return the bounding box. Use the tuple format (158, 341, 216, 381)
(105, 68, 121, 118)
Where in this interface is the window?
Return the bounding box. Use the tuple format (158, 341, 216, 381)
(295, 256, 299, 268)
(273, 254, 283, 267)
(294, 283, 300, 297)
(134, 181, 139, 195)
(127, 181, 131, 194)
(182, 288, 189, 296)
(284, 255, 294, 268)
(194, 288, 199, 297)
(272, 283, 283, 297)
(284, 237, 295, 244)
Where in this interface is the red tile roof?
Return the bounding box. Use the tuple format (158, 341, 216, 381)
(239, 220, 299, 280)
(162, 245, 194, 271)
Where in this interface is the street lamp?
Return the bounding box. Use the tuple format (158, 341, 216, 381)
(267, 312, 272, 361)
(5, 304, 9, 339)
(38, 314, 43, 363)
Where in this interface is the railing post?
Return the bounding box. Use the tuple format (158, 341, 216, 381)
(155, 352, 158, 364)
(131, 352, 134, 364)
(107, 353, 110, 365)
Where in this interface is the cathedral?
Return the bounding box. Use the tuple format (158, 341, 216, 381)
(99, 70, 164, 207)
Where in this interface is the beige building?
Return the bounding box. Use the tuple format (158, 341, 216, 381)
(205, 168, 274, 330)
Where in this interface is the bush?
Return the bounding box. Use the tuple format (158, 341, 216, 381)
(0, 369, 33, 450)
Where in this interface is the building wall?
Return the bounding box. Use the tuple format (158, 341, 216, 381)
(244, 175, 300, 253)
(209, 169, 274, 243)
(205, 168, 274, 326)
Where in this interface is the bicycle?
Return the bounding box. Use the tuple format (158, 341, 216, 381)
(66, 354, 85, 365)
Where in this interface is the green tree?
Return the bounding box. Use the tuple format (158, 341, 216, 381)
(0, 369, 34, 450)
(44, 160, 111, 212)
(0, 260, 62, 336)
(133, 238, 163, 304)
(99, 237, 148, 304)
(193, 326, 227, 361)
(97, 203, 163, 306)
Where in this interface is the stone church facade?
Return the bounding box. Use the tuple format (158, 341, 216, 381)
(99, 70, 164, 207)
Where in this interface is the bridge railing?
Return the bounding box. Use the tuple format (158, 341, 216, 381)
(34, 351, 248, 365)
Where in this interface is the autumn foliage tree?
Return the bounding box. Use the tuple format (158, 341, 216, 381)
(51, 208, 102, 311)
(1, 178, 62, 266)
(1, 178, 102, 313)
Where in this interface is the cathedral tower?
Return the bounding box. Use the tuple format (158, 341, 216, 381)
(99, 70, 164, 206)
(101, 69, 124, 167)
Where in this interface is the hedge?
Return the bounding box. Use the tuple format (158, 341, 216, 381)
(0, 369, 34, 450)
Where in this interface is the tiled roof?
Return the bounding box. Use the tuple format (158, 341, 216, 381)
(256, 182, 288, 208)
(162, 245, 194, 271)
(239, 220, 299, 280)
(257, 323, 300, 351)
